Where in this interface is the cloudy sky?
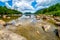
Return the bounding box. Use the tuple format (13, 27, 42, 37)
(0, 0, 60, 13)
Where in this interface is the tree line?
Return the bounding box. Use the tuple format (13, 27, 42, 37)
(35, 3, 60, 16)
(0, 6, 22, 16)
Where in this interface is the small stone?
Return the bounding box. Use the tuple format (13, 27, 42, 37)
(7, 17, 11, 19)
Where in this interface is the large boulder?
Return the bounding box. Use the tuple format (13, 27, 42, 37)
(3, 15, 7, 19)
(54, 22, 60, 26)
(54, 17, 60, 22)
(0, 20, 5, 25)
(43, 24, 56, 32)
(58, 27, 60, 37)
(0, 29, 27, 40)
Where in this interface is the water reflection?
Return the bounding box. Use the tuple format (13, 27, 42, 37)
(8, 14, 37, 26)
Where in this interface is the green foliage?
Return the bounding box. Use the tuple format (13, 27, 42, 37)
(0, 6, 22, 15)
(35, 3, 60, 16)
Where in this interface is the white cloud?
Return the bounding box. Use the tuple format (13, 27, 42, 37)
(15, 1, 35, 13)
(35, 0, 60, 11)
(0, 0, 10, 2)
(5, 2, 11, 8)
(0, 0, 11, 8)
(2, 0, 60, 13)
(11, 0, 35, 13)
(36, 6, 48, 10)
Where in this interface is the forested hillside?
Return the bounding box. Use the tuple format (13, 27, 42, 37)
(0, 3, 60, 16)
(0, 6, 22, 22)
(0, 6, 22, 15)
(35, 3, 60, 16)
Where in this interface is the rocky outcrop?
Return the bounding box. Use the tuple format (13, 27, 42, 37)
(0, 29, 27, 40)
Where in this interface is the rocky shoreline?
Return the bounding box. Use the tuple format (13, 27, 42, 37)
(0, 15, 60, 40)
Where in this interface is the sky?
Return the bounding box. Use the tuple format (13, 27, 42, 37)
(0, 0, 60, 13)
